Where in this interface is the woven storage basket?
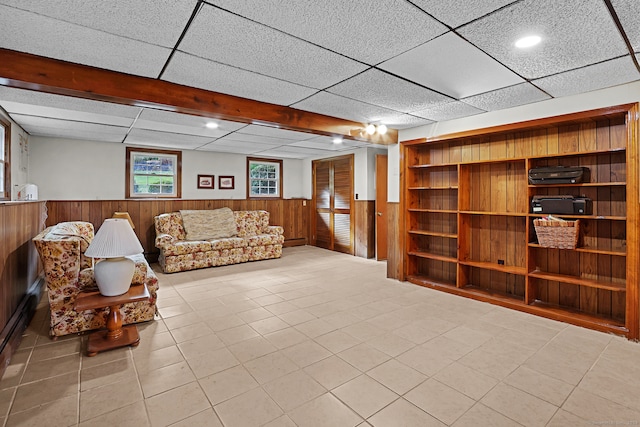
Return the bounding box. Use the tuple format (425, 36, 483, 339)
(533, 219, 580, 249)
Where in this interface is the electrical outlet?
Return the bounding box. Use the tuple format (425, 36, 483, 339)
(498, 259, 505, 265)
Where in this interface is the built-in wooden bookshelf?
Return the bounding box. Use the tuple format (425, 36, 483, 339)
(401, 104, 639, 339)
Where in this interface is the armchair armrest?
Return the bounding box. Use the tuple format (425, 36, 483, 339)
(265, 225, 284, 235)
(155, 233, 177, 249)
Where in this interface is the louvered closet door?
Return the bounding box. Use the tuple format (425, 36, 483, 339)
(312, 155, 354, 254)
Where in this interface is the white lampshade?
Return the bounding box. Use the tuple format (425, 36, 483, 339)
(85, 218, 143, 258)
(85, 218, 144, 296)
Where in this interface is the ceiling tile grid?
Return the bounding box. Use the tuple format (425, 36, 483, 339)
(533, 56, 640, 98)
(179, 4, 368, 89)
(124, 128, 215, 150)
(410, 0, 519, 28)
(411, 101, 485, 122)
(458, 0, 629, 79)
(326, 68, 454, 113)
(610, 0, 640, 51)
(379, 31, 525, 99)
(162, 52, 319, 106)
(291, 91, 410, 127)
(461, 82, 551, 112)
(0, 0, 198, 48)
(1, 0, 639, 158)
(12, 114, 130, 143)
(205, 0, 449, 65)
(134, 109, 247, 138)
(0, 4, 171, 78)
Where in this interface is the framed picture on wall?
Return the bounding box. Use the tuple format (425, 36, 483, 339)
(197, 174, 214, 189)
(219, 176, 235, 190)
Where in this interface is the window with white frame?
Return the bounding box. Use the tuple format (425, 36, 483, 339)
(247, 157, 282, 198)
(0, 118, 9, 201)
(126, 147, 181, 198)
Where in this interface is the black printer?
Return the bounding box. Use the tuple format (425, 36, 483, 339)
(528, 166, 589, 184)
(531, 195, 592, 215)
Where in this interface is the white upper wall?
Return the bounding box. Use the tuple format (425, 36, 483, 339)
(28, 136, 305, 200)
(390, 81, 640, 203)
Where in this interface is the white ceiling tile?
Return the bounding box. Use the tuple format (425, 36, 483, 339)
(461, 83, 551, 112)
(411, 101, 484, 122)
(214, 133, 294, 146)
(327, 69, 453, 113)
(238, 125, 316, 141)
(256, 148, 329, 159)
(0, 5, 171, 77)
(135, 109, 246, 137)
(4, 104, 135, 127)
(291, 92, 402, 125)
(205, 140, 281, 151)
(458, 0, 628, 79)
(379, 32, 524, 99)
(206, 0, 448, 65)
(10, 114, 129, 142)
(125, 128, 215, 150)
(290, 139, 364, 152)
(385, 115, 435, 130)
(533, 56, 640, 98)
(610, 0, 640, 51)
(0, 87, 142, 118)
(196, 144, 269, 155)
(179, 4, 367, 88)
(162, 52, 318, 106)
(411, 0, 519, 28)
(0, 0, 197, 47)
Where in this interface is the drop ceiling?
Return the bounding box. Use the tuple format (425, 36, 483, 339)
(0, 0, 638, 159)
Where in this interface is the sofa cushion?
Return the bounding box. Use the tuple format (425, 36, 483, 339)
(234, 210, 269, 237)
(180, 208, 238, 241)
(163, 240, 213, 256)
(209, 237, 248, 250)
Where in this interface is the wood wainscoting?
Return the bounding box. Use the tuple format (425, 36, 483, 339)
(0, 201, 46, 380)
(386, 202, 403, 280)
(354, 200, 375, 259)
(45, 199, 310, 261)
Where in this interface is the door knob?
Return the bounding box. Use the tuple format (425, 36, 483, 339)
(377, 212, 383, 216)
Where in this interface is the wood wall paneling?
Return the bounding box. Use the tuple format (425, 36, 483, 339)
(354, 200, 375, 259)
(0, 201, 46, 380)
(45, 199, 310, 261)
(387, 202, 402, 280)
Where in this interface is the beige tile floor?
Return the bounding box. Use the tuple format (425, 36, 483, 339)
(2, 245, 640, 426)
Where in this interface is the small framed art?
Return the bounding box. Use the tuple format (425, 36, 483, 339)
(219, 176, 235, 190)
(197, 174, 214, 189)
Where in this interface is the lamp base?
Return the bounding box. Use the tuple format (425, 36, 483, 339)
(94, 257, 135, 296)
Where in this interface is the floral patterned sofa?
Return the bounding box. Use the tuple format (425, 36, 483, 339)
(154, 209, 284, 273)
(33, 221, 159, 338)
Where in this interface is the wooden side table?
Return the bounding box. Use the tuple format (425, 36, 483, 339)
(75, 284, 150, 357)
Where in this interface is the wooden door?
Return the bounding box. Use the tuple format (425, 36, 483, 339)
(312, 155, 354, 254)
(375, 155, 388, 260)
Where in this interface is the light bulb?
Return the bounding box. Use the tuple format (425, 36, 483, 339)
(365, 124, 376, 135)
(377, 124, 387, 135)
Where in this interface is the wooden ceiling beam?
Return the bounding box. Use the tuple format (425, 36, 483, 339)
(0, 48, 397, 144)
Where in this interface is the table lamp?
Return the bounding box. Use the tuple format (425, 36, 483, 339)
(85, 218, 144, 296)
(112, 212, 135, 229)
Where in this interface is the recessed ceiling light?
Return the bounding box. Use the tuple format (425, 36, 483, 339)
(333, 137, 343, 144)
(515, 35, 541, 48)
(205, 122, 219, 129)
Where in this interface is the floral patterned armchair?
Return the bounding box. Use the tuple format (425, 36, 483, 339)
(33, 221, 158, 338)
